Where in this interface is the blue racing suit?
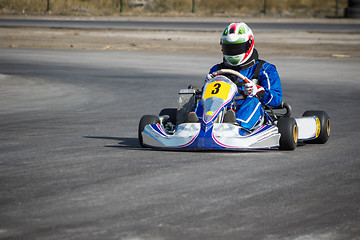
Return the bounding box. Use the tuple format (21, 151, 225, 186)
(195, 60, 282, 131)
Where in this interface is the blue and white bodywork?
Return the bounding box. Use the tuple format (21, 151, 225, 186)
(142, 121, 281, 150)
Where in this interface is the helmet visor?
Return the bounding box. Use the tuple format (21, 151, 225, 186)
(222, 41, 251, 56)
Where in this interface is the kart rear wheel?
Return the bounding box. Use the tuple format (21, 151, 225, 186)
(138, 115, 160, 147)
(302, 111, 330, 144)
(278, 117, 298, 150)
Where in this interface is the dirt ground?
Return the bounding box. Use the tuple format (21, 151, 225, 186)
(1, 16, 359, 58)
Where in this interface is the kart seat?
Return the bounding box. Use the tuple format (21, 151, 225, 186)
(265, 101, 292, 118)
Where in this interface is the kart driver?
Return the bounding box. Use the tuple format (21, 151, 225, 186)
(190, 22, 283, 133)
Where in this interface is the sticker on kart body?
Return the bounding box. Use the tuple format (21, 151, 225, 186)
(203, 81, 232, 100)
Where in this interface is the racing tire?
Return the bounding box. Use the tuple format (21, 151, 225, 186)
(278, 117, 298, 150)
(159, 108, 177, 125)
(302, 111, 330, 144)
(138, 115, 160, 147)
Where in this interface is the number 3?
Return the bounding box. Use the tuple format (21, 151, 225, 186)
(211, 83, 221, 94)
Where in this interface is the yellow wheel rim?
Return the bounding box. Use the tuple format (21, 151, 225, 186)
(293, 125, 298, 143)
(326, 119, 330, 136)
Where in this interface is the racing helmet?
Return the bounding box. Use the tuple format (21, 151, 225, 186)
(221, 22, 255, 66)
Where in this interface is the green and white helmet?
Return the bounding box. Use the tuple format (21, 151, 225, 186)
(221, 22, 255, 66)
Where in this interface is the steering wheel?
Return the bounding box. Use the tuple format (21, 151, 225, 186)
(214, 69, 250, 85)
(214, 69, 252, 101)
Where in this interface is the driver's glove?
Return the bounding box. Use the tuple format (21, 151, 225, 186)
(244, 81, 265, 99)
(204, 73, 216, 83)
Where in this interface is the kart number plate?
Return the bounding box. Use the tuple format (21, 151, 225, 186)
(203, 81, 231, 100)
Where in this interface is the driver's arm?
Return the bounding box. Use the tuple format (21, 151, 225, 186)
(258, 63, 283, 107)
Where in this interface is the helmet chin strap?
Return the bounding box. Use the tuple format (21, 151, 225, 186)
(223, 49, 259, 70)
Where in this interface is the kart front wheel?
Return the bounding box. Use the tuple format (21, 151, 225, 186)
(278, 117, 298, 150)
(302, 110, 330, 144)
(138, 115, 160, 147)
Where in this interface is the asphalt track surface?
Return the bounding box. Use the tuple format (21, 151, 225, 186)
(1, 18, 360, 32)
(1, 47, 360, 240)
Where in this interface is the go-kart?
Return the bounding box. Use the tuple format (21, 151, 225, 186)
(138, 69, 330, 150)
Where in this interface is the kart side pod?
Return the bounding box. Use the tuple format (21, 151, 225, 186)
(277, 111, 330, 150)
